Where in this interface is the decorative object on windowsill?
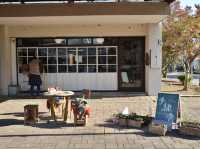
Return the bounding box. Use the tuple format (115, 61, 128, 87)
(179, 121, 200, 137)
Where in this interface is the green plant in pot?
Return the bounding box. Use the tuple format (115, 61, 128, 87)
(179, 121, 200, 137)
(127, 113, 144, 128)
(116, 113, 129, 127)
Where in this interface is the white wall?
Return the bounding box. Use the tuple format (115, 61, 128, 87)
(18, 73, 118, 91)
(0, 26, 12, 95)
(146, 23, 162, 96)
(7, 24, 147, 37)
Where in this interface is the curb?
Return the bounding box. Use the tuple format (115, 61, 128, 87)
(180, 95, 200, 97)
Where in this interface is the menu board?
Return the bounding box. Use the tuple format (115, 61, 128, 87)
(154, 93, 180, 130)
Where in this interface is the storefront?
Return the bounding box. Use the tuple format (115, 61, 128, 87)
(17, 37, 145, 92)
(0, 1, 174, 95)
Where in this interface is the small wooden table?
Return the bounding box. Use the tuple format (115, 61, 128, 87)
(44, 91, 74, 122)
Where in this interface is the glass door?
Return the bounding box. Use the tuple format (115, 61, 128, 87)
(118, 37, 145, 92)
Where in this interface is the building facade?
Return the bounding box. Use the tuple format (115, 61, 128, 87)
(0, 0, 174, 96)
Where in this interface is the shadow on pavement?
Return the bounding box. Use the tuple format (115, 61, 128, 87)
(0, 119, 24, 126)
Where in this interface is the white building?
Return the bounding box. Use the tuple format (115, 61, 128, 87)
(0, 0, 174, 96)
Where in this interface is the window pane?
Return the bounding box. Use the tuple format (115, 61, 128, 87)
(18, 64, 29, 73)
(108, 65, 117, 72)
(88, 47, 96, 55)
(98, 56, 106, 64)
(98, 47, 107, 55)
(98, 65, 107, 72)
(38, 48, 47, 56)
(68, 38, 91, 45)
(88, 65, 96, 73)
(68, 48, 77, 64)
(108, 56, 116, 64)
(82, 38, 92, 45)
(88, 56, 96, 64)
(78, 48, 87, 55)
(43, 65, 47, 73)
(68, 38, 81, 45)
(28, 57, 34, 63)
(68, 54, 76, 64)
(58, 57, 67, 64)
(39, 57, 47, 64)
(28, 48, 36, 56)
(48, 57, 57, 64)
(78, 65, 87, 73)
(108, 47, 116, 55)
(58, 48, 66, 56)
(68, 65, 77, 72)
(48, 65, 57, 73)
(18, 57, 27, 64)
(48, 48, 56, 56)
(68, 49, 76, 55)
(78, 56, 87, 64)
(18, 48, 27, 56)
(58, 65, 67, 73)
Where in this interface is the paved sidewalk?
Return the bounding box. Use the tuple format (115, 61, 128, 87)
(0, 96, 200, 149)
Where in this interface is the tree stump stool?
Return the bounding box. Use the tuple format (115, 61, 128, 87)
(24, 104, 39, 125)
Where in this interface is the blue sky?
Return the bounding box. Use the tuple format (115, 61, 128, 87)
(180, 0, 200, 10)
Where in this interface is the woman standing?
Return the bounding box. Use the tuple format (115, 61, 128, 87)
(29, 56, 43, 96)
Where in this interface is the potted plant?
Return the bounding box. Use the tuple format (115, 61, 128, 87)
(179, 121, 200, 137)
(116, 113, 128, 127)
(127, 113, 144, 128)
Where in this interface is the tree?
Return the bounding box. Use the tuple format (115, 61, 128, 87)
(162, 5, 200, 90)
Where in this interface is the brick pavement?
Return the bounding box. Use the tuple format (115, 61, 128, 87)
(0, 96, 200, 149)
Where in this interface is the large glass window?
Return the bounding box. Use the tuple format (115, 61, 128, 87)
(68, 38, 92, 46)
(17, 46, 117, 73)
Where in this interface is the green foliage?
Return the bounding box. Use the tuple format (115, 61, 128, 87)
(177, 75, 191, 85)
(115, 113, 128, 119)
(162, 6, 200, 89)
(182, 121, 200, 129)
(115, 113, 152, 125)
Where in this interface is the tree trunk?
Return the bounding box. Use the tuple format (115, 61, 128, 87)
(183, 71, 189, 90)
(183, 62, 191, 91)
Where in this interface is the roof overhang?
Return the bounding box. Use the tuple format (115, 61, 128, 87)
(0, 2, 170, 25)
(0, 15, 168, 25)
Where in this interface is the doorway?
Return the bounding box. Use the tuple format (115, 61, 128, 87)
(118, 37, 145, 92)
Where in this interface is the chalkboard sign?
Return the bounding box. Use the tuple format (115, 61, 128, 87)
(154, 93, 180, 130)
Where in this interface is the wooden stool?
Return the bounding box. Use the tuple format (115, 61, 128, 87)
(24, 104, 39, 125)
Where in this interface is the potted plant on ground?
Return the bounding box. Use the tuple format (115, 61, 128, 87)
(179, 121, 200, 137)
(115, 113, 128, 127)
(127, 113, 144, 128)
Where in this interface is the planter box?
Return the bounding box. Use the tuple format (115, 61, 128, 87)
(118, 118, 127, 127)
(148, 123, 167, 136)
(179, 126, 200, 137)
(128, 119, 143, 128)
